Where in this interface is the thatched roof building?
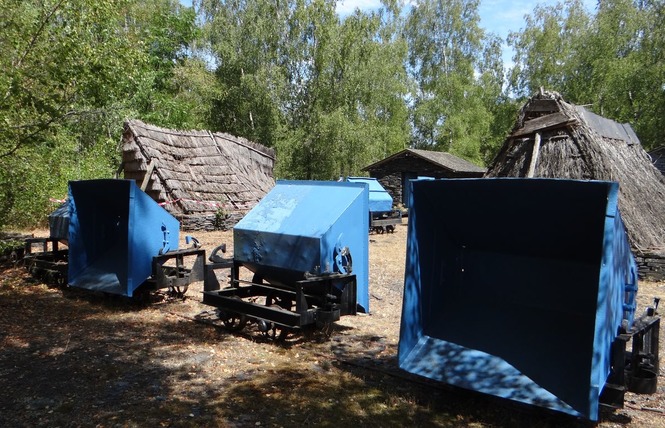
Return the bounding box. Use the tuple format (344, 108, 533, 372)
(363, 148, 486, 207)
(122, 119, 275, 230)
(486, 90, 665, 254)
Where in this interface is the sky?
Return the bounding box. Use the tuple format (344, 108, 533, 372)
(336, 0, 597, 68)
(182, 0, 558, 37)
(180, 0, 597, 69)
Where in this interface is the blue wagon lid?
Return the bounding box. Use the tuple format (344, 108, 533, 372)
(235, 180, 368, 236)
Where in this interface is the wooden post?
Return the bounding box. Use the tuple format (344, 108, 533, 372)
(115, 162, 124, 179)
(527, 133, 541, 178)
(141, 159, 156, 191)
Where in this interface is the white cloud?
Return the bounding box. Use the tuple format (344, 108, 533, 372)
(335, 0, 383, 17)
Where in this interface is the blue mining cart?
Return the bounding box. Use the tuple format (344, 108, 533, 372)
(346, 177, 402, 233)
(398, 178, 660, 421)
(67, 179, 205, 298)
(203, 180, 369, 339)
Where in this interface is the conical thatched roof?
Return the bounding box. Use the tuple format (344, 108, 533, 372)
(122, 119, 275, 230)
(486, 90, 665, 253)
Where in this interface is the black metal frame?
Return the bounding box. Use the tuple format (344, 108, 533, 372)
(202, 260, 357, 331)
(600, 311, 661, 408)
(144, 248, 206, 293)
(23, 238, 69, 285)
(22, 236, 208, 298)
(370, 209, 402, 233)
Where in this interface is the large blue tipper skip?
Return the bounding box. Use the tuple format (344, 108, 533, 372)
(233, 180, 370, 313)
(67, 179, 180, 297)
(398, 178, 637, 421)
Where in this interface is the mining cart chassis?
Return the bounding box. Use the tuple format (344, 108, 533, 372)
(143, 248, 207, 297)
(23, 238, 69, 286)
(22, 237, 207, 298)
(202, 261, 357, 334)
(600, 307, 661, 408)
(371, 209, 402, 234)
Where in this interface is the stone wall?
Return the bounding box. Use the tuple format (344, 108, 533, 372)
(372, 171, 403, 206)
(635, 251, 665, 281)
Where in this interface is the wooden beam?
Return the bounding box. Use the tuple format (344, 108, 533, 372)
(141, 159, 156, 191)
(115, 162, 124, 179)
(527, 133, 541, 178)
(511, 112, 577, 138)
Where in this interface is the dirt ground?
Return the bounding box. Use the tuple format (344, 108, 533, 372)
(1, 223, 664, 427)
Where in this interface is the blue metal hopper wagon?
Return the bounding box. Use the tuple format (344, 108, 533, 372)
(398, 178, 660, 421)
(203, 180, 369, 338)
(67, 179, 205, 298)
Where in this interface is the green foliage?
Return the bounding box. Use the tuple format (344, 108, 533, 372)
(124, 0, 213, 130)
(213, 204, 227, 229)
(200, 0, 411, 179)
(7, 0, 663, 229)
(169, 58, 225, 129)
(0, 239, 24, 254)
(405, 0, 507, 165)
(0, 0, 138, 227)
(507, 0, 591, 99)
(1, 0, 140, 158)
(0, 131, 117, 228)
(508, 0, 665, 150)
(0, 0, 204, 228)
(126, 0, 199, 89)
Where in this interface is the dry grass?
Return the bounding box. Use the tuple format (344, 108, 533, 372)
(0, 223, 663, 427)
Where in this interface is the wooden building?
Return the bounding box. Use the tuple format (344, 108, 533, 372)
(362, 148, 486, 207)
(121, 119, 275, 230)
(486, 90, 665, 278)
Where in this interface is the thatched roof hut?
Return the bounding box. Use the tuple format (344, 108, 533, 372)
(122, 119, 275, 230)
(486, 90, 665, 254)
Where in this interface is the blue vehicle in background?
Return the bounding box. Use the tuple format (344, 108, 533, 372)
(346, 177, 402, 233)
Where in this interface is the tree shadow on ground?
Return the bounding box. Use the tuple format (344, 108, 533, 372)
(0, 269, 235, 427)
(323, 332, 628, 428)
(0, 268, 638, 427)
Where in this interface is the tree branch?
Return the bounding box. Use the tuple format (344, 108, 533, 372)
(4, 0, 68, 104)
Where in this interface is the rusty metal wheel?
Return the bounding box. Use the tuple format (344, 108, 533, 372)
(259, 298, 292, 342)
(260, 318, 289, 342)
(221, 312, 247, 331)
(168, 285, 188, 299)
(219, 296, 247, 331)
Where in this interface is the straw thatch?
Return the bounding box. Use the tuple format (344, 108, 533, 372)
(486, 90, 665, 254)
(122, 119, 275, 230)
(649, 146, 665, 176)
